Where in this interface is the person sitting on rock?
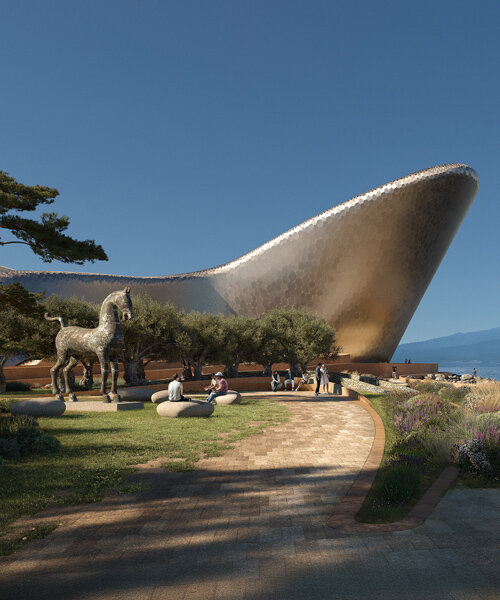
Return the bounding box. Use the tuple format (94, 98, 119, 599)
(271, 370, 282, 392)
(168, 373, 190, 402)
(295, 370, 309, 391)
(204, 372, 217, 393)
(283, 368, 295, 391)
(206, 372, 228, 404)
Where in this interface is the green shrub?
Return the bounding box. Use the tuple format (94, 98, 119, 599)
(0, 437, 21, 459)
(0, 414, 60, 458)
(5, 381, 31, 392)
(381, 465, 421, 504)
(438, 385, 470, 404)
(411, 381, 446, 394)
(0, 399, 17, 413)
(31, 432, 61, 455)
(0, 415, 39, 436)
(15, 427, 43, 455)
(419, 429, 455, 467)
(478, 411, 500, 426)
(389, 435, 427, 457)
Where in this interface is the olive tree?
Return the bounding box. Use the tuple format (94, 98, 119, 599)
(253, 308, 339, 376)
(218, 316, 261, 378)
(121, 295, 180, 385)
(174, 312, 228, 380)
(0, 283, 45, 392)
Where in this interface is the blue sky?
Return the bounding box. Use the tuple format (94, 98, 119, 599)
(1, 0, 498, 343)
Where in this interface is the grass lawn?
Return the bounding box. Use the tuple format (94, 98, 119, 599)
(0, 395, 288, 555)
(355, 393, 443, 523)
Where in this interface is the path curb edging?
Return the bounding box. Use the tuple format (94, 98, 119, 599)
(327, 393, 459, 533)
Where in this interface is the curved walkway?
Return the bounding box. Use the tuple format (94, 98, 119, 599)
(1, 393, 499, 600)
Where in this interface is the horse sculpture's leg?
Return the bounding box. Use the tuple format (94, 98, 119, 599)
(50, 354, 67, 401)
(64, 356, 79, 402)
(98, 352, 110, 403)
(108, 358, 121, 403)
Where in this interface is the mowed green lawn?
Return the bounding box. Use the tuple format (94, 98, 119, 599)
(0, 396, 288, 553)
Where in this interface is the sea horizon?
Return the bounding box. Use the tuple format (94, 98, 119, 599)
(438, 363, 500, 379)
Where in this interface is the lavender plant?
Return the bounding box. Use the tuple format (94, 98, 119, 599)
(393, 394, 452, 437)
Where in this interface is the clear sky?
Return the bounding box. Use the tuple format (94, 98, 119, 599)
(1, 0, 498, 343)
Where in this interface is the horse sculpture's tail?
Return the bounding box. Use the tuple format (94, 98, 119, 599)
(44, 313, 67, 328)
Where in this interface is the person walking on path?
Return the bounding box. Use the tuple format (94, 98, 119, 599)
(168, 373, 189, 402)
(315, 363, 322, 396)
(206, 372, 228, 404)
(392, 365, 397, 380)
(321, 363, 329, 394)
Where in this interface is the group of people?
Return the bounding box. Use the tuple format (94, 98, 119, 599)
(270, 363, 331, 395)
(314, 363, 330, 395)
(168, 362, 334, 404)
(271, 368, 302, 391)
(167, 371, 228, 405)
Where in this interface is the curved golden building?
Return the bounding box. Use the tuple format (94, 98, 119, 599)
(0, 163, 479, 361)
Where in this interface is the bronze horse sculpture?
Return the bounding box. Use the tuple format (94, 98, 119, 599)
(45, 288, 134, 403)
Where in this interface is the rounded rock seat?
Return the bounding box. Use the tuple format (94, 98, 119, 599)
(157, 399, 214, 418)
(214, 390, 242, 405)
(11, 399, 66, 417)
(151, 389, 170, 404)
(118, 388, 154, 402)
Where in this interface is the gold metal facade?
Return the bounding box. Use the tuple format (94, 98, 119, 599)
(0, 164, 479, 361)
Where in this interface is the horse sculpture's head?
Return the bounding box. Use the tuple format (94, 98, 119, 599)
(116, 287, 134, 321)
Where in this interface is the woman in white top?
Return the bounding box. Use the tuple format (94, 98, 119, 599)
(321, 364, 329, 394)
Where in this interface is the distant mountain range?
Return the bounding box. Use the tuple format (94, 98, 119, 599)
(393, 326, 500, 364)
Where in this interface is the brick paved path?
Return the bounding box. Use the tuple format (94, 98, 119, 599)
(1, 394, 499, 599)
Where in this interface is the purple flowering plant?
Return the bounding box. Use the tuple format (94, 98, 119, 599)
(392, 394, 452, 437)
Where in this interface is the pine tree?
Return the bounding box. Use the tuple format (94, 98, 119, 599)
(0, 170, 107, 264)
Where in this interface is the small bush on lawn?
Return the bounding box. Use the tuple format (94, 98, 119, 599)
(5, 382, 31, 392)
(31, 433, 61, 455)
(0, 399, 17, 414)
(0, 414, 39, 435)
(381, 466, 421, 504)
(0, 415, 61, 459)
(0, 438, 21, 459)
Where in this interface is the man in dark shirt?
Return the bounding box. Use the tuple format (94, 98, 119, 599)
(315, 363, 321, 396)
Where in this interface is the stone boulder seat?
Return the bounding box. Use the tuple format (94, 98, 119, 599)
(157, 399, 214, 418)
(11, 399, 66, 417)
(214, 390, 242, 405)
(151, 389, 171, 404)
(118, 388, 154, 402)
